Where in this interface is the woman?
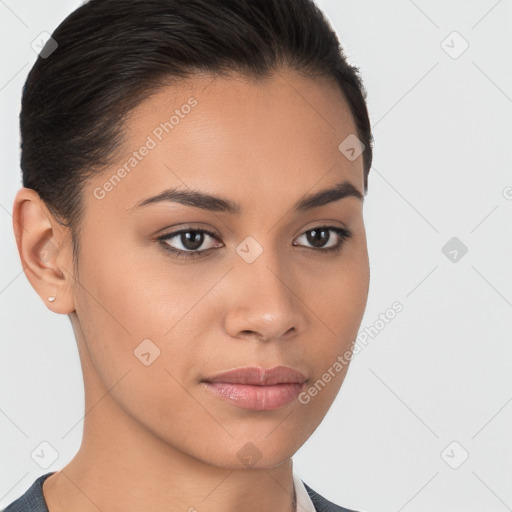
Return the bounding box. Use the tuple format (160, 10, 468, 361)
(6, 0, 373, 510)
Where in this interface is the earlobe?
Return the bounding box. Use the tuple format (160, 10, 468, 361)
(12, 187, 75, 314)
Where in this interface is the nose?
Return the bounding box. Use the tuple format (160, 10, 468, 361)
(223, 247, 306, 342)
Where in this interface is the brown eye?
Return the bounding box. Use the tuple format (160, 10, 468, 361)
(157, 225, 351, 261)
(293, 226, 352, 253)
(158, 228, 221, 259)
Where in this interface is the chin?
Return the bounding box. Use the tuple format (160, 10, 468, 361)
(187, 435, 299, 470)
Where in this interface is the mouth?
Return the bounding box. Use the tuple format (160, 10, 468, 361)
(201, 366, 307, 411)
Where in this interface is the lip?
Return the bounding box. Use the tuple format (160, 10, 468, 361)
(202, 366, 307, 411)
(204, 366, 307, 385)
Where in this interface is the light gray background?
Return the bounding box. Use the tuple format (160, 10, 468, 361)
(1, 1, 511, 511)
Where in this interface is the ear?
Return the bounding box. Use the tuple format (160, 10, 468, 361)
(12, 187, 76, 314)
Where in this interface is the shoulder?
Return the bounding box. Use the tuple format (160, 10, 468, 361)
(303, 481, 364, 512)
(1, 472, 54, 512)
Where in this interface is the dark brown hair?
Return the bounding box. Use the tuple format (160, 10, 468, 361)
(20, 0, 374, 269)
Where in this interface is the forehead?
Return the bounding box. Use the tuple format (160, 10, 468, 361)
(132, 68, 358, 148)
(86, 68, 364, 214)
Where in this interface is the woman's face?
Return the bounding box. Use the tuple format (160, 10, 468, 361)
(70, 68, 370, 468)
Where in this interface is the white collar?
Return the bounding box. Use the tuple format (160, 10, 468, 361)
(293, 473, 317, 512)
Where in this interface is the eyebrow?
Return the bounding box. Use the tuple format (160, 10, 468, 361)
(132, 180, 364, 214)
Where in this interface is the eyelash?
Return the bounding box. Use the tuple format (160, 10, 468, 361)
(156, 225, 352, 260)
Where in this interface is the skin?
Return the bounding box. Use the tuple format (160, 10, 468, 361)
(13, 67, 370, 512)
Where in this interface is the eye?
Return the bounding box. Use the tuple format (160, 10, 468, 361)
(156, 225, 352, 260)
(293, 225, 352, 254)
(157, 228, 222, 260)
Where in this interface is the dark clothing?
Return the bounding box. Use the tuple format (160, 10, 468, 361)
(2, 471, 362, 512)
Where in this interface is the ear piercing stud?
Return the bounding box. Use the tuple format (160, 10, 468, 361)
(48, 296, 56, 302)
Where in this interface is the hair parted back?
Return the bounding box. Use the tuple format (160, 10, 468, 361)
(20, 0, 373, 267)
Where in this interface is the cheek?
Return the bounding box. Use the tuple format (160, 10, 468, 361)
(301, 246, 369, 398)
(308, 247, 369, 340)
(74, 239, 215, 381)
(73, 248, 213, 432)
